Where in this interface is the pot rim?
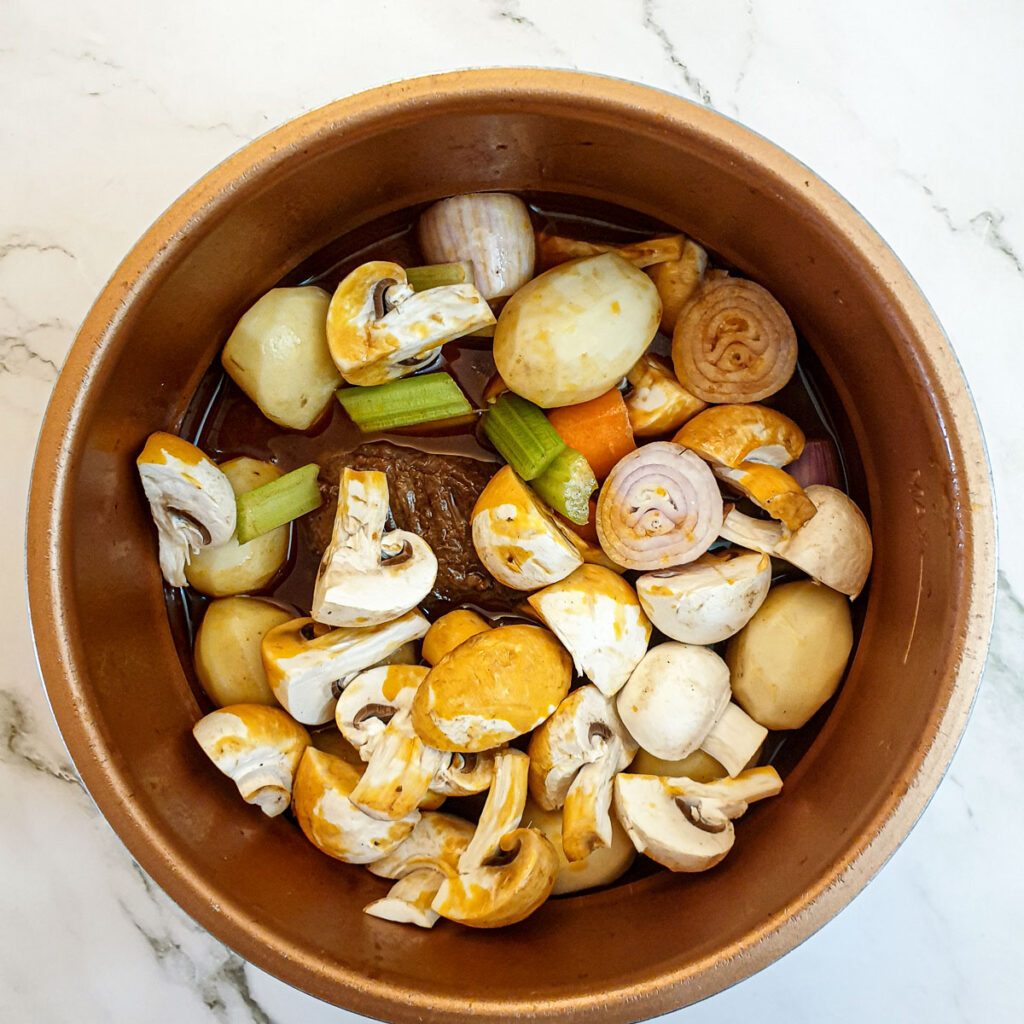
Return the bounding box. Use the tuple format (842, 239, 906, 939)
(26, 68, 997, 1020)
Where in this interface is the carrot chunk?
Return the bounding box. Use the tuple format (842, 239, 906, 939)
(546, 389, 636, 481)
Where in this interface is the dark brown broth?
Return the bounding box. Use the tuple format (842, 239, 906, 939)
(170, 192, 867, 794)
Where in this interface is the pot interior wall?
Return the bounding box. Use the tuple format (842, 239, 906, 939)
(38, 82, 976, 1021)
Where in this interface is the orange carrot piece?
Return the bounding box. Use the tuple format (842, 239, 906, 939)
(546, 390, 636, 481)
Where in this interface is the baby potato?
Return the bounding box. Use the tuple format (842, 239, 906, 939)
(185, 458, 289, 596)
(493, 252, 661, 408)
(725, 580, 853, 730)
(221, 286, 341, 430)
(194, 596, 293, 707)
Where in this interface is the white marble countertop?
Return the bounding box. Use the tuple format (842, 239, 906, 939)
(4, 2, 1022, 1022)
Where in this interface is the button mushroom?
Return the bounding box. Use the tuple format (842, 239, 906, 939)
(527, 685, 637, 861)
(675, 404, 805, 468)
(261, 610, 429, 725)
(136, 432, 236, 587)
(430, 750, 495, 797)
(614, 766, 783, 871)
(624, 353, 706, 437)
(713, 462, 816, 532)
(421, 609, 492, 666)
(719, 484, 873, 598)
(635, 549, 771, 645)
(367, 810, 477, 881)
(527, 565, 652, 698)
(192, 704, 310, 817)
(291, 747, 418, 864)
(326, 260, 495, 386)
(312, 468, 438, 628)
(456, 748, 530, 872)
(364, 868, 446, 929)
(471, 465, 583, 591)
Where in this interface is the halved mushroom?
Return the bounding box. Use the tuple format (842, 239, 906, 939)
(430, 827, 559, 928)
(713, 462, 816, 532)
(527, 565, 652, 698)
(675, 404, 805, 468)
(471, 465, 583, 590)
(614, 766, 783, 871)
(312, 468, 438, 628)
(367, 811, 477, 880)
(136, 432, 236, 586)
(457, 749, 530, 871)
(624, 353, 706, 437)
(261, 610, 428, 725)
(291, 747, 418, 863)
(193, 704, 310, 817)
(364, 868, 445, 929)
(645, 237, 708, 334)
(430, 750, 496, 797)
(326, 260, 495, 385)
(334, 664, 427, 758)
(636, 549, 771, 645)
(421, 609, 492, 666)
(719, 484, 873, 598)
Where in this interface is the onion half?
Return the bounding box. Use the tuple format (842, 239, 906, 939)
(596, 442, 723, 570)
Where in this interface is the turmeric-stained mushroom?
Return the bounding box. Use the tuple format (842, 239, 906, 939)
(713, 462, 816, 532)
(646, 237, 708, 334)
(624, 354, 706, 437)
(675, 404, 805, 468)
(193, 704, 310, 817)
(136, 432, 236, 587)
(334, 664, 427, 759)
(364, 868, 445, 929)
(457, 749, 530, 872)
(367, 811, 476, 880)
(535, 232, 685, 271)
(422, 609, 492, 666)
(430, 750, 496, 797)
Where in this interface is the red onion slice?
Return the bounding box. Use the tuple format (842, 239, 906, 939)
(596, 442, 723, 570)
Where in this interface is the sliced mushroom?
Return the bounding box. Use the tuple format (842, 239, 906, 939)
(136, 432, 236, 586)
(291, 747, 418, 863)
(527, 565, 652, 698)
(457, 749, 530, 872)
(334, 664, 427, 758)
(261, 610, 428, 725)
(431, 827, 559, 928)
(614, 766, 782, 871)
(326, 260, 495, 385)
(713, 462, 816, 532)
(367, 810, 477, 880)
(471, 465, 583, 591)
(430, 750, 496, 797)
(636, 549, 771, 645)
(312, 468, 438, 628)
(624, 353, 706, 437)
(364, 868, 445, 929)
(192, 704, 310, 817)
(719, 484, 873, 598)
(675, 404, 805, 468)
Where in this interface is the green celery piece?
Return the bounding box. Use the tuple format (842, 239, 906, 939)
(405, 261, 474, 291)
(335, 373, 473, 432)
(236, 464, 322, 544)
(531, 447, 598, 525)
(484, 393, 566, 480)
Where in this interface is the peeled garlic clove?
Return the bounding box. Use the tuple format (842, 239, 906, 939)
(418, 193, 535, 302)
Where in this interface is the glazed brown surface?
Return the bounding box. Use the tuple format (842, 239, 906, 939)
(26, 71, 996, 1023)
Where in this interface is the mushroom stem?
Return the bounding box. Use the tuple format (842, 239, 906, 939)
(457, 749, 529, 872)
(562, 736, 625, 861)
(698, 702, 768, 778)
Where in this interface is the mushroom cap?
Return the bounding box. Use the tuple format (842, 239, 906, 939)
(457, 748, 530, 872)
(471, 465, 583, 590)
(431, 827, 559, 928)
(136, 432, 236, 587)
(527, 564, 652, 698)
(430, 749, 496, 797)
(367, 811, 477, 880)
(192, 704, 310, 817)
(261, 610, 429, 725)
(422, 609, 492, 666)
(674, 403, 805, 468)
(292, 747, 418, 864)
(411, 624, 572, 752)
(713, 462, 817, 532)
(327, 260, 495, 386)
(636, 549, 771, 645)
(334, 664, 428, 757)
(527, 684, 637, 810)
(616, 643, 731, 761)
(624, 353, 706, 437)
(364, 868, 444, 929)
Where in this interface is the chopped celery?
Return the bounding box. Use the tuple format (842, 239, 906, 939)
(483, 393, 566, 480)
(236, 464, 322, 543)
(336, 373, 473, 432)
(531, 447, 598, 525)
(405, 261, 475, 291)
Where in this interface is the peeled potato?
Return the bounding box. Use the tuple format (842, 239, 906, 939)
(493, 252, 661, 407)
(523, 796, 634, 896)
(221, 286, 341, 430)
(185, 458, 289, 596)
(725, 580, 853, 730)
(194, 596, 292, 706)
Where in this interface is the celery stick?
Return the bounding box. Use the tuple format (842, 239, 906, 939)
(336, 373, 473, 432)
(405, 261, 475, 291)
(531, 448, 598, 524)
(483, 394, 566, 480)
(236, 464, 322, 543)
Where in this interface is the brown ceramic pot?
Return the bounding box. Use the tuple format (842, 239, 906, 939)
(26, 70, 995, 1021)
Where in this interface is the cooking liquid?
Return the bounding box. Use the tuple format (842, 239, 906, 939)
(169, 193, 868, 884)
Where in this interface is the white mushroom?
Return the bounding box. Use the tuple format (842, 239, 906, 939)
(457, 748, 530, 872)
(636, 549, 771, 645)
(614, 766, 783, 871)
(326, 260, 495, 385)
(675, 404, 805, 469)
(334, 664, 426, 758)
(261, 610, 428, 725)
(136, 432, 236, 586)
(364, 868, 446, 929)
(367, 811, 477, 880)
(430, 750, 496, 797)
(291, 747, 418, 864)
(192, 704, 310, 817)
(697, 702, 768, 778)
(527, 565, 652, 698)
(719, 484, 873, 598)
(713, 462, 816, 532)
(312, 468, 438, 628)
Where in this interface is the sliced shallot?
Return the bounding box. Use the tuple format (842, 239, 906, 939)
(595, 442, 723, 570)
